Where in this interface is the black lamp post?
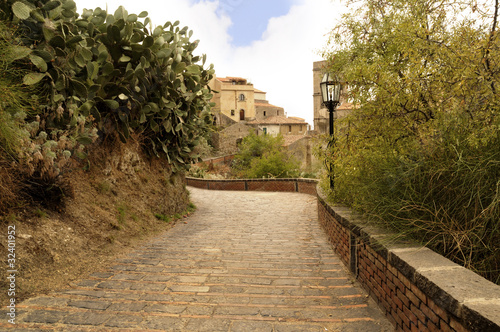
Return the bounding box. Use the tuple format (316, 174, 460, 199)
(320, 72, 342, 190)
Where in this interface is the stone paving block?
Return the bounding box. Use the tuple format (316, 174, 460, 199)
(102, 291, 142, 301)
(21, 297, 68, 307)
(141, 316, 187, 330)
(67, 300, 111, 310)
(144, 303, 187, 314)
(96, 280, 133, 290)
(111, 273, 144, 281)
(106, 302, 146, 312)
(21, 310, 67, 324)
(104, 315, 143, 328)
(170, 285, 210, 292)
(230, 320, 274, 331)
(273, 323, 326, 332)
(62, 311, 112, 326)
(130, 282, 167, 291)
(63, 290, 106, 298)
(175, 276, 208, 283)
(184, 318, 231, 331)
(142, 274, 173, 282)
(89, 272, 114, 279)
(214, 306, 261, 316)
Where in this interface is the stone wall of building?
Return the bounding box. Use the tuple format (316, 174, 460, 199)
(211, 123, 257, 155)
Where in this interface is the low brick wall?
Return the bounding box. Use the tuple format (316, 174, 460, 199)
(186, 177, 318, 196)
(317, 187, 500, 332)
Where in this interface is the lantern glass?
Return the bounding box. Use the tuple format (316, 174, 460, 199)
(320, 73, 342, 104)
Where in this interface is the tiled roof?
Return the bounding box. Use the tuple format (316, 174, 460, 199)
(217, 76, 247, 83)
(255, 102, 283, 109)
(249, 116, 307, 125)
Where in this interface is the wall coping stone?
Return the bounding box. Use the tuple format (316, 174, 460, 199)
(187, 177, 318, 183)
(317, 186, 500, 331)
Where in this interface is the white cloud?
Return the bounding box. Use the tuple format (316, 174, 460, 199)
(74, 0, 346, 128)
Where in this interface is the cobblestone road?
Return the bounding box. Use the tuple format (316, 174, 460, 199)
(3, 187, 393, 331)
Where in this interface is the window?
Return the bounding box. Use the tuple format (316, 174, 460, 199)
(300, 125, 303, 132)
(231, 110, 235, 116)
(263, 128, 267, 135)
(277, 110, 280, 116)
(288, 125, 292, 133)
(239, 94, 245, 101)
(263, 111, 267, 117)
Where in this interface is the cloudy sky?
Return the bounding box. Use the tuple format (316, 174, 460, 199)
(73, 0, 349, 128)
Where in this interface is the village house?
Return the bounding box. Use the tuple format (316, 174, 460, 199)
(208, 76, 312, 170)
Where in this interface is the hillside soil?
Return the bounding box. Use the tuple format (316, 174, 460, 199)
(0, 141, 191, 306)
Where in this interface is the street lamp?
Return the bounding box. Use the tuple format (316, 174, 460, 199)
(320, 72, 342, 190)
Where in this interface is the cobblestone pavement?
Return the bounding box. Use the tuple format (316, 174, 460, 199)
(2, 187, 393, 331)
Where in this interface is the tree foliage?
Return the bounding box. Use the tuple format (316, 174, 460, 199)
(232, 131, 300, 178)
(321, 0, 500, 283)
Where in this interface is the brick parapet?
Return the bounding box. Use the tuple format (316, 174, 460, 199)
(185, 177, 318, 195)
(317, 186, 500, 332)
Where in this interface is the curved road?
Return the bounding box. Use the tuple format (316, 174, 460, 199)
(3, 187, 393, 331)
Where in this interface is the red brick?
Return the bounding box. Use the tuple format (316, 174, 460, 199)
(428, 297, 449, 323)
(392, 294, 403, 310)
(380, 295, 392, 313)
(450, 317, 468, 332)
(396, 288, 410, 308)
(400, 272, 412, 289)
(377, 268, 387, 283)
(420, 302, 439, 325)
(439, 320, 453, 332)
(397, 307, 411, 329)
(410, 283, 427, 304)
(403, 305, 418, 326)
(406, 288, 422, 307)
(411, 303, 426, 325)
(390, 309, 403, 328)
(426, 320, 440, 332)
(393, 277, 405, 292)
(375, 258, 385, 271)
(388, 264, 398, 277)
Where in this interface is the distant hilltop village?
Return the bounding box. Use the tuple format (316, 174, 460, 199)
(208, 76, 313, 170)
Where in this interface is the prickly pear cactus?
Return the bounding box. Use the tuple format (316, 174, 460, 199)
(2, 0, 215, 172)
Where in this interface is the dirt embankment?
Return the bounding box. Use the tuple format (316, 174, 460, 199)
(0, 140, 190, 305)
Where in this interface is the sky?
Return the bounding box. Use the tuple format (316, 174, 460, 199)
(73, 0, 349, 128)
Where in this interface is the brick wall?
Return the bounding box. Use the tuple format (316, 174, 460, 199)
(317, 187, 500, 332)
(186, 177, 318, 196)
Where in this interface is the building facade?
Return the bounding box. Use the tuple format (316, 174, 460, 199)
(209, 77, 256, 125)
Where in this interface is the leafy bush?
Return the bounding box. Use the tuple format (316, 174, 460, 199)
(321, 0, 500, 283)
(232, 131, 300, 178)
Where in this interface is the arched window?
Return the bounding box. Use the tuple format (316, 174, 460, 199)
(239, 94, 245, 101)
(239, 109, 245, 121)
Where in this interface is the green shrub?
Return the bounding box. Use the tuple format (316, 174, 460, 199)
(321, 0, 500, 283)
(232, 131, 300, 178)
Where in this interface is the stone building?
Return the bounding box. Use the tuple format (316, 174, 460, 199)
(209, 77, 256, 126)
(209, 76, 313, 168)
(254, 88, 285, 120)
(248, 116, 308, 137)
(313, 60, 353, 134)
